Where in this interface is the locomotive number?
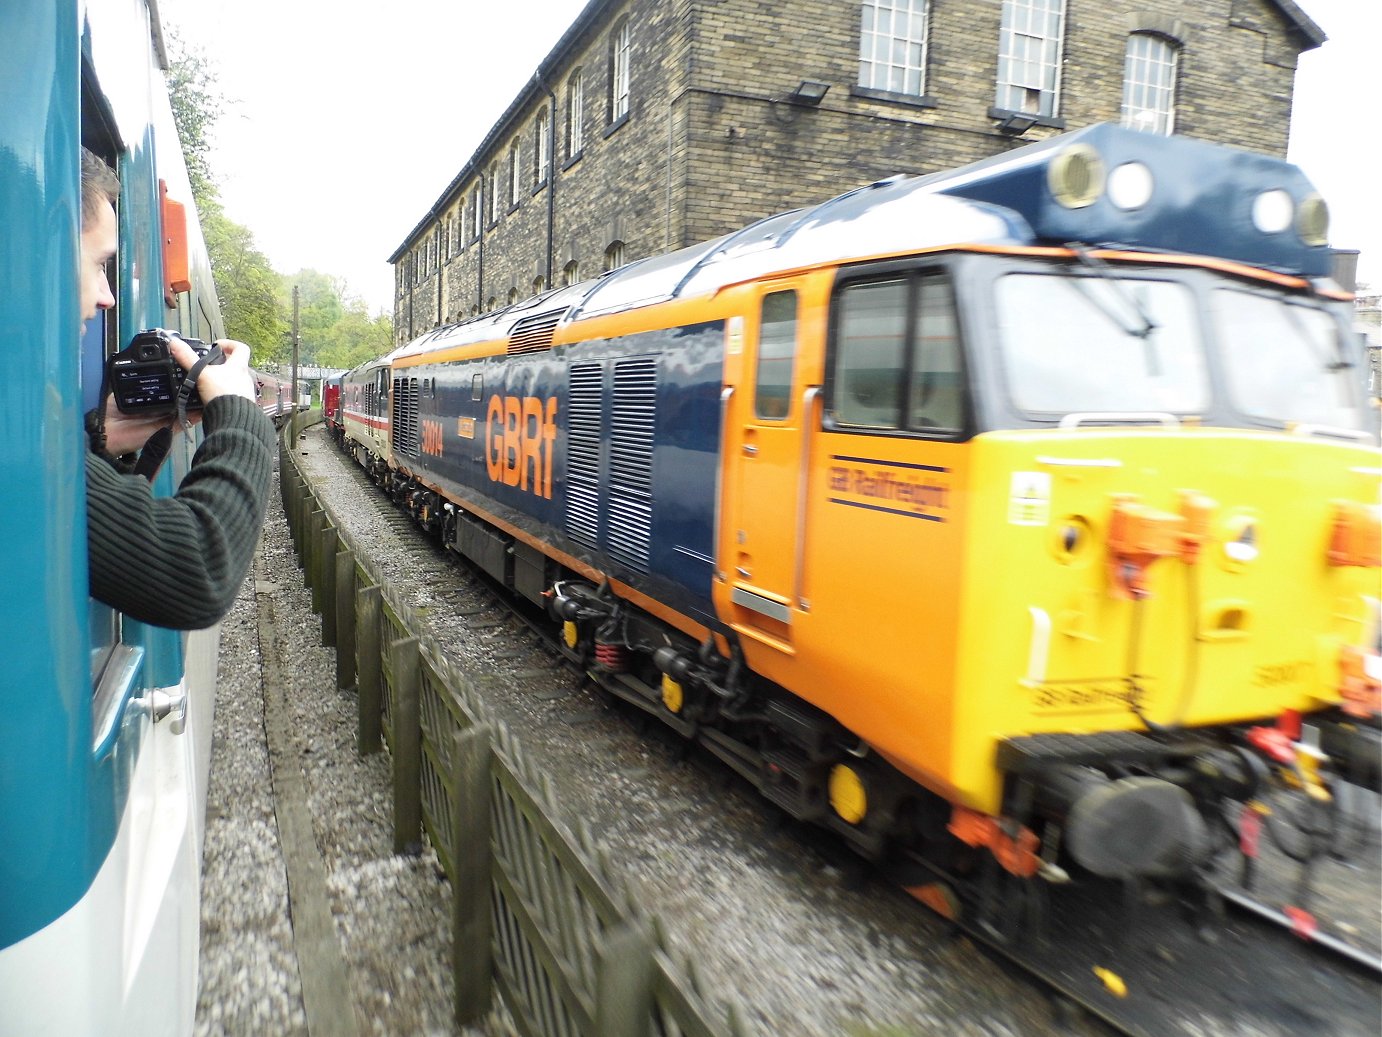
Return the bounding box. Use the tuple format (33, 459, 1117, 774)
(1253, 660, 1309, 689)
(421, 419, 444, 457)
(486, 394, 558, 499)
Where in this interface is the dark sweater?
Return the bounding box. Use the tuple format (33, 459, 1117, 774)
(86, 395, 276, 629)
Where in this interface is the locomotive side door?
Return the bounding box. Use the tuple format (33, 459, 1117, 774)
(726, 282, 814, 646)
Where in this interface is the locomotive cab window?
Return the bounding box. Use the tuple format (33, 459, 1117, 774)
(1211, 287, 1365, 432)
(828, 271, 965, 435)
(994, 271, 1206, 417)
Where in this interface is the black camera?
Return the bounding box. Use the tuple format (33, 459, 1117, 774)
(108, 328, 222, 415)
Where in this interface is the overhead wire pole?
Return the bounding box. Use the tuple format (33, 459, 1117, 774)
(291, 283, 300, 406)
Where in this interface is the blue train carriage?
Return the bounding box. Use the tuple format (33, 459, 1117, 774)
(372, 121, 1380, 907)
(1, 2, 225, 1033)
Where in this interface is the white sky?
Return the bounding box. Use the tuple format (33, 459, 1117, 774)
(155, 0, 1377, 316)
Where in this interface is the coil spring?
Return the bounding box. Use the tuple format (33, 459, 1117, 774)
(594, 641, 630, 672)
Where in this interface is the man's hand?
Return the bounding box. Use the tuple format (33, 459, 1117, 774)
(101, 402, 176, 456)
(169, 336, 258, 405)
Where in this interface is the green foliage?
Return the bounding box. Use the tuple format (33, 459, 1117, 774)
(282, 269, 393, 371)
(163, 25, 389, 372)
(203, 205, 289, 362)
(163, 28, 220, 212)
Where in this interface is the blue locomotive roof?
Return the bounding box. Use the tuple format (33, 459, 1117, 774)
(919, 123, 1332, 277)
(396, 123, 1333, 362)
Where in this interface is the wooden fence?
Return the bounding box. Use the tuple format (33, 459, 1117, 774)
(279, 412, 753, 1037)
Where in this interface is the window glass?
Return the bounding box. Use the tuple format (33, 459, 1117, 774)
(858, 0, 930, 96)
(995, 273, 1206, 414)
(755, 291, 798, 420)
(834, 279, 907, 428)
(509, 142, 522, 207)
(1213, 289, 1364, 430)
(611, 21, 631, 121)
(534, 109, 550, 185)
(996, 0, 1066, 116)
(908, 278, 963, 430)
(566, 70, 585, 157)
(1121, 33, 1178, 134)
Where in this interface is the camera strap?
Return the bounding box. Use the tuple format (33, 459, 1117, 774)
(175, 342, 225, 432)
(132, 427, 173, 481)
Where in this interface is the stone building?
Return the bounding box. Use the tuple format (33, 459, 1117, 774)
(390, 0, 1325, 341)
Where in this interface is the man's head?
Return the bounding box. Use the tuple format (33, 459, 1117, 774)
(79, 147, 120, 327)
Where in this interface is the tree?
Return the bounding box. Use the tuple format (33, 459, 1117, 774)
(205, 210, 289, 362)
(164, 30, 286, 360)
(282, 269, 392, 371)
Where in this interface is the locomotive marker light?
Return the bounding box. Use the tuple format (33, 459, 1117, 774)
(1105, 161, 1154, 211)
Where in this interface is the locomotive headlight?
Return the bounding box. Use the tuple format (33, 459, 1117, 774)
(1251, 189, 1294, 235)
(1050, 515, 1094, 565)
(1107, 161, 1154, 211)
(1297, 192, 1330, 247)
(1048, 143, 1105, 209)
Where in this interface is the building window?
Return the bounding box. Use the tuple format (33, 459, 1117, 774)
(490, 166, 501, 224)
(508, 287, 520, 306)
(509, 141, 522, 208)
(471, 188, 482, 240)
(566, 69, 584, 158)
(562, 260, 579, 286)
(534, 108, 550, 186)
(1121, 33, 1178, 135)
(604, 241, 625, 272)
(533, 275, 545, 296)
(858, 0, 930, 97)
(609, 20, 631, 123)
(995, 0, 1066, 117)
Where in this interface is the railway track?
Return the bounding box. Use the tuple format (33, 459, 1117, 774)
(298, 424, 1380, 1037)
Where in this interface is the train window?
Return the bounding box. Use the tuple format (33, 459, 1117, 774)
(1212, 289, 1365, 431)
(472, 373, 483, 401)
(908, 278, 963, 431)
(833, 279, 907, 428)
(994, 273, 1205, 415)
(754, 291, 797, 420)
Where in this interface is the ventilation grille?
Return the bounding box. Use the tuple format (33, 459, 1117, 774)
(393, 377, 420, 458)
(605, 358, 656, 572)
(564, 364, 602, 549)
(508, 308, 566, 355)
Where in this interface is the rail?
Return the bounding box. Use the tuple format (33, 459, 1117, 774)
(278, 410, 753, 1036)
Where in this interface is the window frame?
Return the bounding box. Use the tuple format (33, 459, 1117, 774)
(857, 0, 931, 99)
(565, 69, 585, 161)
(534, 108, 551, 188)
(824, 262, 970, 439)
(1120, 32, 1179, 135)
(609, 19, 631, 125)
(994, 0, 1067, 119)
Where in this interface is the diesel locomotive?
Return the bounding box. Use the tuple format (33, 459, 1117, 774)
(1, 2, 229, 1032)
(342, 124, 1379, 933)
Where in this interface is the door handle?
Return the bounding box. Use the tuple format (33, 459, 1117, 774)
(146, 686, 188, 735)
